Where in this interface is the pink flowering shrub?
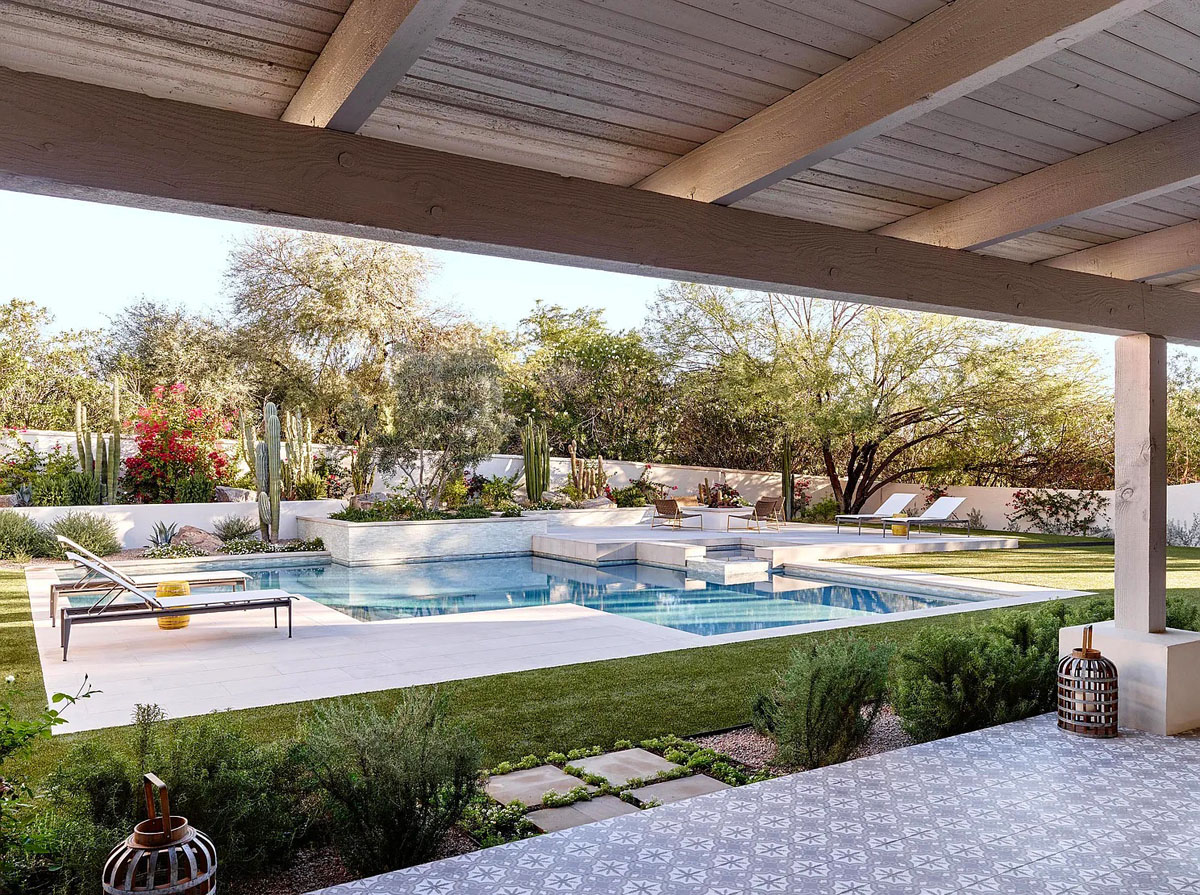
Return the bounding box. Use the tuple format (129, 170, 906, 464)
(122, 384, 232, 503)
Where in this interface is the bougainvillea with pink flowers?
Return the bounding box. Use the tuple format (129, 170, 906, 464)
(122, 383, 233, 503)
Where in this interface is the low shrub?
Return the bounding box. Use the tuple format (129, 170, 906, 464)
(63, 471, 103, 506)
(172, 474, 216, 504)
(454, 504, 493, 519)
(212, 514, 260, 542)
(220, 537, 325, 555)
(753, 635, 893, 768)
(144, 543, 207, 559)
(800, 496, 839, 524)
(0, 511, 55, 560)
(49, 511, 121, 558)
(606, 485, 646, 508)
(301, 691, 482, 875)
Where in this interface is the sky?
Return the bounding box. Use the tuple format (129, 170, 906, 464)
(0, 188, 1148, 373)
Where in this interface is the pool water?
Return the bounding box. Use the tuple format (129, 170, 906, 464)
(248, 556, 963, 636)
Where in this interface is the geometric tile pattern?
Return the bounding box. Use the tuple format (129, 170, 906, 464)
(311, 714, 1200, 894)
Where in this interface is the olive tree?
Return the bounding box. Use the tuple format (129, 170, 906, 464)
(375, 342, 511, 509)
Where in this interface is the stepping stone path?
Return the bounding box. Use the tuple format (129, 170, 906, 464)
(568, 748, 680, 787)
(483, 749, 731, 834)
(484, 765, 595, 806)
(525, 795, 638, 833)
(626, 773, 731, 806)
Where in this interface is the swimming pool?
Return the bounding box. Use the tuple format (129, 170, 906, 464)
(247, 556, 965, 636)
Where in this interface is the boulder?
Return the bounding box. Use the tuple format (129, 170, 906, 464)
(540, 490, 572, 508)
(171, 525, 222, 554)
(349, 491, 389, 511)
(0, 494, 16, 509)
(579, 496, 615, 509)
(215, 485, 255, 503)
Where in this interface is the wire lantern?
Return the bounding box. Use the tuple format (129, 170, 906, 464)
(103, 773, 217, 895)
(1057, 625, 1118, 738)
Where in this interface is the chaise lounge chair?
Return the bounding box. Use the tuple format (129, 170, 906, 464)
(59, 552, 296, 661)
(834, 493, 918, 534)
(651, 499, 703, 530)
(882, 496, 970, 539)
(51, 535, 251, 626)
(727, 496, 785, 531)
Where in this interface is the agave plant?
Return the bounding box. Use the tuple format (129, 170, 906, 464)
(147, 520, 179, 549)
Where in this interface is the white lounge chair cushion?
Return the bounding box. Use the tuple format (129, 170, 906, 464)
(155, 589, 294, 609)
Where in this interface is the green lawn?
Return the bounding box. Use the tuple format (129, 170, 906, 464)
(5, 540, 1199, 776)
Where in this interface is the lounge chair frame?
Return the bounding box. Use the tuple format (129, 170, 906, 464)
(50, 535, 250, 625)
(727, 497, 784, 531)
(834, 493, 918, 534)
(59, 552, 294, 661)
(651, 499, 703, 530)
(881, 496, 971, 539)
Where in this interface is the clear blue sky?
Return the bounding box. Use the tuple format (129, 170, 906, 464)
(0, 190, 668, 332)
(0, 187, 1151, 372)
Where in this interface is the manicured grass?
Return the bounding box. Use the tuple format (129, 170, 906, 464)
(5, 541, 1199, 777)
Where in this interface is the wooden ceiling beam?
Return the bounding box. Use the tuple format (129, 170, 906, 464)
(4, 67, 1200, 343)
(1041, 220, 1200, 281)
(877, 113, 1200, 250)
(634, 0, 1155, 205)
(281, 0, 466, 132)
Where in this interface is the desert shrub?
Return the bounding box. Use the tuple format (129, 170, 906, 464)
(63, 471, 102, 506)
(890, 602, 1112, 743)
(30, 474, 70, 507)
(212, 514, 259, 541)
(1167, 596, 1200, 631)
(172, 473, 216, 504)
(606, 485, 646, 507)
(752, 636, 892, 768)
(1005, 488, 1107, 535)
(49, 511, 121, 558)
(301, 691, 481, 875)
(801, 496, 839, 524)
(454, 504, 493, 519)
(0, 511, 55, 560)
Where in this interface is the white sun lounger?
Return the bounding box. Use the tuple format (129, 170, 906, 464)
(59, 552, 295, 661)
(882, 496, 970, 539)
(51, 535, 251, 625)
(834, 493, 917, 534)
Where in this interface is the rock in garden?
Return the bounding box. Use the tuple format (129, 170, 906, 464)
(579, 496, 615, 509)
(0, 494, 17, 508)
(349, 491, 388, 511)
(215, 485, 255, 502)
(171, 525, 222, 554)
(540, 490, 572, 507)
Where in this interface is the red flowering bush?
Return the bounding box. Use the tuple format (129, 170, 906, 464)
(122, 383, 232, 503)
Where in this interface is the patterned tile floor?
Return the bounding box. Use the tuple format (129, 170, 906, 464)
(311, 715, 1200, 895)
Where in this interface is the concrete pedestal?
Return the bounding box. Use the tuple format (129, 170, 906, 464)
(1060, 621, 1200, 735)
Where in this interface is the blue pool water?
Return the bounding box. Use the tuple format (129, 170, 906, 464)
(247, 556, 963, 636)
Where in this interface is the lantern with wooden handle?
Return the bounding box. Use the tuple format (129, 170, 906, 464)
(1056, 625, 1118, 738)
(102, 773, 217, 894)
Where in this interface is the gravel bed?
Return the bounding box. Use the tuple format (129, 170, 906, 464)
(691, 706, 914, 774)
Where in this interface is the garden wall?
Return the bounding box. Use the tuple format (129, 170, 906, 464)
(11, 499, 343, 549)
(867, 483, 1121, 533)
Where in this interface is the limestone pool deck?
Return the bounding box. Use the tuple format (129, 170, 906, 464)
(28, 523, 1074, 733)
(309, 714, 1200, 895)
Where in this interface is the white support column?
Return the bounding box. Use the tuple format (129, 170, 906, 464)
(1062, 332, 1200, 735)
(1113, 332, 1167, 633)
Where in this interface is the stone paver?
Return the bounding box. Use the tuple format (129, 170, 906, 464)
(524, 795, 639, 833)
(626, 772, 730, 806)
(569, 747, 681, 786)
(483, 765, 595, 806)
(309, 715, 1200, 894)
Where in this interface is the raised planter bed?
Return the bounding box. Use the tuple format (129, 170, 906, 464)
(296, 515, 550, 566)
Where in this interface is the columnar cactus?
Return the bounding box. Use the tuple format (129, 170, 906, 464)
(282, 409, 315, 497)
(781, 438, 794, 522)
(75, 397, 116, 502)
(521, 418, 550, 502)
(567, 440, 605, 499)
(244, 402, 283, 541)
(108, 378, 121, 503)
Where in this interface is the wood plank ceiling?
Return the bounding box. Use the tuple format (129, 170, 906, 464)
(5, 0, 1200, 293)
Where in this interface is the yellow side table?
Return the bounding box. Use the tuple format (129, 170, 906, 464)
(890, 515, 910, 537)
(155, 580, 192, 630)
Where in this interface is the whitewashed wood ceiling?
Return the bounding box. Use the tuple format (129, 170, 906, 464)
(4, 0, 1200, 289)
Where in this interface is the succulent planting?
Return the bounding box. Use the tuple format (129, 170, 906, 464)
(520, 418, 550, 502)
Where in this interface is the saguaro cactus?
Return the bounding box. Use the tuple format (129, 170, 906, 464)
(780, 438, 795, 522)
(521, 418, 550, 502)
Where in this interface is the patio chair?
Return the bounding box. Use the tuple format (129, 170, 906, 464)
(834, 492, 918, 534)
(882, 496, 970, 539)
(50, 535, 251, 626)
(651, 499, 703, 530)
(728, 496, 785, 531)
(58, 552, 295, 661)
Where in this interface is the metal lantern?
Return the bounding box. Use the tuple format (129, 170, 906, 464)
(1057, 625, 1118, 738)
(103, 773, 217, 895)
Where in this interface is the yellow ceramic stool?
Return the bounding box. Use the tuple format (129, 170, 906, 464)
(155, 580, 191, 629)
(890, 515, 909, 537)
